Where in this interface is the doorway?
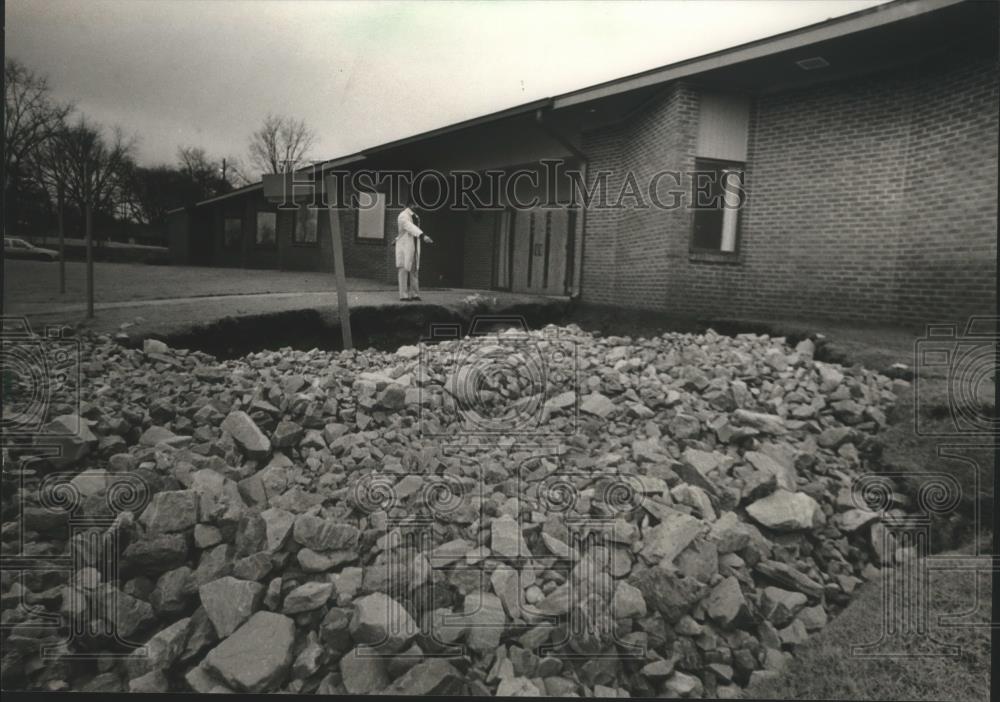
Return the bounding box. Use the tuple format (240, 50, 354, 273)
(415, 209, 464, 288)
(496, 206, 574, 295)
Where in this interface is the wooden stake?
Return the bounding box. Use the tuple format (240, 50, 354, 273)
(324, 176, 353, 350)
(57, 181, 66, 294)
(84, 163, 94, 319)
(85, 199, 94, 318)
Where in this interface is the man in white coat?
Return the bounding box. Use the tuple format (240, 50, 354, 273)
(395, 204, 432, 301)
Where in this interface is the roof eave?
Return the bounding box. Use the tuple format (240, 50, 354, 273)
(552, 0, 964, 109)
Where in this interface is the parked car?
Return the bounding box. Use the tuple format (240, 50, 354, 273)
(4, 237, 60, 261)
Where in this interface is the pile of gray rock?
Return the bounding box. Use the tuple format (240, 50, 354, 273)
(0, 325, 910, 696)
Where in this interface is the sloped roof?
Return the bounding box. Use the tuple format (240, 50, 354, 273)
(171, 0, 983, 214)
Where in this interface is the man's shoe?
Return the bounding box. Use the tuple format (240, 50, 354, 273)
(411, 296, 421, 301)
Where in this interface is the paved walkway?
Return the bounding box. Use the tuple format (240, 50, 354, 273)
(11, 289, 398, 315)
(5, 260, 566, 338)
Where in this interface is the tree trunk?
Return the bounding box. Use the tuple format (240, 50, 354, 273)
(85, 162, 94, 319)
(86, 198, 94, 318)
(58, 181, 66, 294)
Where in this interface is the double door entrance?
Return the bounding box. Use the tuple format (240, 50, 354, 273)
(495, 206, 575, 296)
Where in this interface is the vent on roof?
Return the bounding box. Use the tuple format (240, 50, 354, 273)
(796, 56, 830, 71)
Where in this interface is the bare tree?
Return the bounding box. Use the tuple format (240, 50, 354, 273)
(177, 145, 211, 176)
(35, 116, 137, 231)
(177, 145, 215, 194)
(177, 145, 249, 194)
(247, 113, 316, 176)
(219, 155, 250, 189)
(4, 57, 73, 229)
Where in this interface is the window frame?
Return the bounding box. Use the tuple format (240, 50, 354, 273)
(255, 210, 278, 249)
(223, 216, 243, 250)
(292, 204, 320, 247)
(354, 190, 387, 246)
(689, 157, 745, 261)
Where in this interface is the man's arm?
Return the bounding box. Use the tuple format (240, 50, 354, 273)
(400, 218, 423, 238)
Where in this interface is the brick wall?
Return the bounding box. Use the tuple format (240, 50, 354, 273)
(580, 52, 999, 327)
(199, 188, 391, 283)
(580, 123, 625, 304)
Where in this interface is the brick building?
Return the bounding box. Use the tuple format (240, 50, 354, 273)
(168, 0, 998, 326)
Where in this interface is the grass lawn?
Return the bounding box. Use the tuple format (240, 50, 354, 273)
(4, 259, 391, 308)
(746, 544, 992, 701)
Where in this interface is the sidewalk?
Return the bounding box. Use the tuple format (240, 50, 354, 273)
(16, 287, 566, 337)
(4, 260, 566, 339)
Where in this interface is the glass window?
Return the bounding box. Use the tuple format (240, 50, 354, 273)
(256, 211, 277, 247)
(356, 191, 386, 242)
(294, 205, 319, 245)
(691, 159, 744, 253)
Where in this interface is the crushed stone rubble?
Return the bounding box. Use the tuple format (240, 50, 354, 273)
(0, 324, 915, 696)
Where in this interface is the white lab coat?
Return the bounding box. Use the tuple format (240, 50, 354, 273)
(395, 208, 423, 272)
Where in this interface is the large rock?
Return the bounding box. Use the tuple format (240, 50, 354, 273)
(682, 447, 723, 477)
(191, 469, 246, 525)
(349, 592, 417, 652)
(580, 392, 616, 418)
(125, 616, 191, 678)
(271, 420, 304, 448)
(491, 514, 531, 559)
(139, 490, 198, 533)
(709, 511, 752, 554)
(199, 576, 264, 637)
(838, 508, 879, 533)
(384, 658, 462, 695)
(151, 566, 196, 616)
(69, 468, 111, 498)
(732, 409, 786, 434)
(340, 646, 389, 694)
(139, 425, 183, 448)
(754, 559, 824, 599)
(817, 363, 845, 392)
(123, 533, 188, 572)
(462, 591, 507, 652)
(194, 543, 234, 586)
(40, 414, 97, 468)
(103, 588, 156, 639)
(761, 586, 807, 627)
(203, 611, 295, 692)
(703, 575, 748, 628)
(746, 490, 822, 531)
(497, 676, 542, 696)
(661, 671, 703, 697)
(283, 581, 333, 614)
(221, 411, 271, 459)
(260, 507, 295, 552)
(639, 512, 704, 565)
(613, 581, 647, 619)
(292, 514, 360, 551)
(818, 426, 853, 449)
(180, 606, 217, 662)
(128, 670, 168, 693)
(628, 566, 707, 623)
(744, 451, 796, 491)
(377, 384, 407, 411)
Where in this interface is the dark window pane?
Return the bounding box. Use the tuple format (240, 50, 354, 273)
(693, 208, 724, 250)
(690, 159, 743, 252)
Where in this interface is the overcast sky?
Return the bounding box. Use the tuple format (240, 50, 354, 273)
(8, 0, 887, 170)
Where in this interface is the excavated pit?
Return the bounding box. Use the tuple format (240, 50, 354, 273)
(121, 300, 977, 554)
